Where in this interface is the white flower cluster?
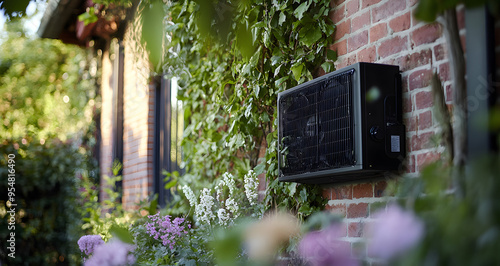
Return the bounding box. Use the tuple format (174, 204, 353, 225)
(182, 185, 197, 207)
(194, 188, 216, 225)
(222, 172, 236, 195)
(217, 208, 230, 226)
(225, 197, 239, 217)
(244, 169, 259, 206)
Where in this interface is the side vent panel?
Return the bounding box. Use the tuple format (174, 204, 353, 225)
(278, 63, 405, 184)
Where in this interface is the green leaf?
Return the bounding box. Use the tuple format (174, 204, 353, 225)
(288, 182, 297, 197)
(291, 63, 304, 81)
(279, 12, 286, 26)
(77, 8, 99, 26)
(326, 49, 337, 61)
(321, 61, 334, 73)
(299, 25, 322, 46)
(109, 224, 135, 244)
(148, 194, 158, 214)
(275, 76, 289, 88)
(164, 178, 177, 189)
(294, 2, 310, 20)
(254, 163, 266, 176)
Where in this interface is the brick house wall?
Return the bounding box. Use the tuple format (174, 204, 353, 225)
(121, 33, 155, 210)
(321, 0, 466, 261)
(99, 34, 155, 210)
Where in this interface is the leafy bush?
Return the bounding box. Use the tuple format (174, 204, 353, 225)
(157, 0, 333, 218)
(0, 139, 86, 265)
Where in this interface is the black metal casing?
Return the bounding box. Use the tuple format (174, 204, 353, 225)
(278, 62, 405, 184)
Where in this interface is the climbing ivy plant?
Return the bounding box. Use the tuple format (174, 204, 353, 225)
(160, 0, 335, 218)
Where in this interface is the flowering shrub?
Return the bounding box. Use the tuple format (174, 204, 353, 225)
(182, 170, 263, 228)
(244, 169, 259, 206)
(195, 188, 217, 226)
(145, 213, 190, 249)
(78, 235, 104, 259)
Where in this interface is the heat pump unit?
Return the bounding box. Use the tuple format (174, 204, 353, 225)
(278, 62, 405, 184)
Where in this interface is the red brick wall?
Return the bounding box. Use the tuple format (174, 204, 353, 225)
(121, 33, 155, 210)
(322, 0, 466, 261)
(99, 36, 154, 210)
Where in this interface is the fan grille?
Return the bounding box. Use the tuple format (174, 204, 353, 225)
(279, 70, 355, 176)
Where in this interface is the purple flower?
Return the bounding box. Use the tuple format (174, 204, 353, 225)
(145, 212, 190, 250)
(367, 204, 424, 259)
(78, 235, 104, 256)
(298, 224, 359, 266)
(84, 239, 135, 266)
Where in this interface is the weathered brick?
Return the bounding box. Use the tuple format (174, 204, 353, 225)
(411, 131, 435, 151)
(403, 95, 412, 113)
(415, 90, 433, 110)
(409, 68, 432, 90)
(411, 23, 443, 46)
(372, 0, 406, 23)
(389, 12, 411, 32)
(331, 39, 348, 56)
(362, 0, 381, 8)
(326, 202, 347, 217)
(352, 10, 370, 32)
(418, 110, 433, 130)
(434, 43, 446, 61)
(336, 53, 357, 69)
(336, 19, 351, 40)
(347, 203, 369, 218)
(348, 221, 364, 237)
(378, 35, 408, 58)
(395, 48, 432, 72)
(332, 184, 353, 199)
(405, 115, 417, 132)
(331, 5, 346, 23)
(369, 22, 387, 43)
(439, 62, 450, 82)
(416, 152, 441, 171)
(353, 182, 373, 198)
(348, 30, 369, 52)
(357, 46, 376, 62)
(406, 154, 416, 173)
(346, 0, 359, 17)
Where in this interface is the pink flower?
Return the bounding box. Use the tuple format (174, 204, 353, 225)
(298, 224, 359, 266)
(367, 204, 424, 259)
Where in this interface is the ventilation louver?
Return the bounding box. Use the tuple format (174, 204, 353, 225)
(278, 62, 405, 184)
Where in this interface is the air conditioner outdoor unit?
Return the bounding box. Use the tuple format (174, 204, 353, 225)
(278, 62, 405, 184)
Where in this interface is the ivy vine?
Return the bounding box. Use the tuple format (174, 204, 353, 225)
(160, 0, 336, 219)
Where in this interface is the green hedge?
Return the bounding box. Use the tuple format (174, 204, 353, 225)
(0, 139, 86, 265)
